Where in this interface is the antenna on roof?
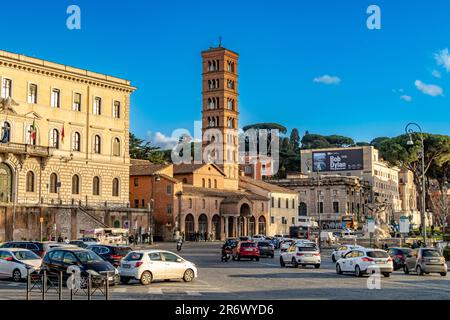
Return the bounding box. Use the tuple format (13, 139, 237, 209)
(218, 36, 222, 48)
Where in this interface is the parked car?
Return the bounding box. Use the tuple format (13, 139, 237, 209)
(69, 240, 89, 249)
(88, 245, 132, 267)
(336, 248, 393, 277)
(280, 245, 321, 269)
(41, 247, 119, 285)
(119, 250, 197, 285)
(387, 247, 414, 271)
(239, 236, 251, 242)
(0, 248, 42, 282)
(232, 241, 260, 261)
(280, 239, 295, 252)
(331, 245, 363, 262)
(256, 241, 274, 258)
(78, 237, 101, 246)
(403, 248, 447, 276)
(252, 235, 265, 241)
(294, 239, 317, 248)
(0, 241, 45, 258)
(223, 238, 239, 250)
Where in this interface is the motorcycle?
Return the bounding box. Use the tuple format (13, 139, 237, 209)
(221, 246, 232, 262)
(176, 239, 183, 252)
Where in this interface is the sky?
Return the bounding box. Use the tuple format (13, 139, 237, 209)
(2, 0, 450, 149)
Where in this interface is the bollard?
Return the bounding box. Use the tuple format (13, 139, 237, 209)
(59, 271, 63, 300)
(42, 270, 47, 300)
(26, 268, 30, 300)
(87, 274, 92, 300)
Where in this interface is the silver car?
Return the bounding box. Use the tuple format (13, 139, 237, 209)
(403, 248, 447, 276)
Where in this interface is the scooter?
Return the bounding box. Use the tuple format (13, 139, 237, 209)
(176, 239, 183, 251)
(221, 246, 232, 262)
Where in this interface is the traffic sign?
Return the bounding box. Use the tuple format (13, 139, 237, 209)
(39, 217, 44, 223)
(367, 217, 375, 233)
(399, 216, 410, 234)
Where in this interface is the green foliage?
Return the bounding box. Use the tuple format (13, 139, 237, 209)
(129, 133, 167, 164)
(242, 123, 287, 134)
(300, 133, 355, 149)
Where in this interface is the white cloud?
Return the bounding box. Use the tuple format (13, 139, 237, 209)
(434, 48, 450, 72)
(432, 69, 442, 78)
(400, 95, 412, 102)
(414, 80, 443, 97)
(152, 132, 180, 149)
(313, 75, 341, 85)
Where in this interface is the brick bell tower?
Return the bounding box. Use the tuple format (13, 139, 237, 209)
(201, 43, 239, 190)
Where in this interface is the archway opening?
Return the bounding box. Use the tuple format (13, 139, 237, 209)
(212, 215, 221, 240)
(184, 214, 194, 241)
(198, 214, 208, 239)
(258, 216, 267, 235)
(0, 163, 13, 203)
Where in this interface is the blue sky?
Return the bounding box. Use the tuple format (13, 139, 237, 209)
(2, 0, 450, 148)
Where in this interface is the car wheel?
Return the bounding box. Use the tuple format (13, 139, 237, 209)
(12, 269, 22, 282)
(336, 263, 342, 275)
(292, 258, 298, 268)
(140, 271, 153, 285)
(183, 269, 195, 282)
(355, 265, 362, 277)
(232, 255, 236, 261)
(416, 265, 424, 276)
(440, 272, 447, 277)
(383, 273, 391, 278)
(256, 257, 260, 262)
(271, 255, 274, 259)
(314, 264, 320, 269)
(120, 276, 131, 284)
(332, 255, 336, 263)
(403, 265, 409, 274)
(237, 255, 241, 261)
(280, 257, 285, 267)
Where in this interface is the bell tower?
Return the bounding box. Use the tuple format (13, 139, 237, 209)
(201, 45, 239, 190)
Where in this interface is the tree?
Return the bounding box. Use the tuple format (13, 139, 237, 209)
(301, 134, 331, 149)
(370, 137, 390, 150)
(129, 132, 167, 164)
(325, 135, 355, 147)
(242, 123, 287, 134)
(290, 128, 300, 151)
(428, 160, 450, 234)
(379, 133, 450, 213)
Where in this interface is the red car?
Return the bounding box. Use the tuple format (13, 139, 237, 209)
(232, 241, 260, 261)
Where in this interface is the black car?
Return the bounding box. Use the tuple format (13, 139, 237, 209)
(223, 238, 239, 250)
(388, 247, 414, 271)
(0, 241, 45, 257)
(69, 240, 89, 249)
(257, 241, 275, 258)
(87, 245, 132, 267)
(41, 248, 118, 285)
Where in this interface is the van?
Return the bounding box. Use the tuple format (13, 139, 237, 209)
(320, 231, 336, 244)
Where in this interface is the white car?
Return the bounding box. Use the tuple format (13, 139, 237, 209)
(78, 237, 101, 246)
(336, 248, 393, 277)
(331, 245, 363, 262)
(119, 250, 198, 285)
(295, 239, 317, 247)
(252, 235, 265, 241)
(280, 239, 295, 252)
(280, 245, 321, 269)
(0, 248, 42, 282)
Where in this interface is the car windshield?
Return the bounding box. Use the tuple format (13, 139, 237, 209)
(399, 248, 413, 255)
(14, 251, 40, 260)
(74, 251, 104, 263)
(124, 252, 143, 261)
(422, 249, 441, 257)
(225, 240, 238, 247)
(367, 251, 389, 258)
(297, 246, 317, 252)
(241, 242, 256, 248)
(258, 242, 271, 246)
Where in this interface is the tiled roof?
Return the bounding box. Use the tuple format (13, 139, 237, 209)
(239, 176, 297, 194)
(173, 163, 226, 176)
(130, 162, 171, 176)
(180, 185, 269, 202)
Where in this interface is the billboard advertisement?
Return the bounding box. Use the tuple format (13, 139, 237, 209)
(312, 149, 364, 172)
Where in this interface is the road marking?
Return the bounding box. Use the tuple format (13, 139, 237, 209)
(147, 287, 163, 295)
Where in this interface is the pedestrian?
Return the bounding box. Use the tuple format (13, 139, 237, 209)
(57, 235, 63, 243)
(204, 232, 207, 242)
(64, 237, 69, 244)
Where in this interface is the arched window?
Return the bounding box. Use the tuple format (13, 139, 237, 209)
(214, 179, 217, 188)
(1, 121, 11, 143)
(72, 175, 80, 195)
(202, 199, 206, 209)
(50, 129, 59, 149)
(93, 176, 100, 196)
(113, 138, 120, 156)
(286, 198, 289, 208)
(94, 135, 101, 154)
(26, 171, 35, 193)
(208, 179, 211, 188)
(112, 178, 119, 197)
(202, 178, 205, 188)
(49, 173, 58, 194)
(73, 132, 81, 152)
(189, 198, 193, 208)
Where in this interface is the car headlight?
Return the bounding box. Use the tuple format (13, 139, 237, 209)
(86, 270, 100, 277)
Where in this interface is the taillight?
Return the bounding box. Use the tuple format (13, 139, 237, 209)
(296, 253, 304, 256)
(38, 251, 45, 258)
(361, 257, 374, 262)
(111, 255, 122, 260)
(135, 261, 143, 267)
(314, 253, 320, 256)
(387, 257, 393, 262)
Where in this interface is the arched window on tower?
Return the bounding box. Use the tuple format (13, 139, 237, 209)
(113, 138, 120, 156)
(26, 171, 35, 193)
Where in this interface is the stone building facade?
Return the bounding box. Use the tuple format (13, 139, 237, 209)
(0, 49, 143, 241)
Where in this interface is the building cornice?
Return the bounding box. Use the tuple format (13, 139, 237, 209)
(0, 50, 136, 93)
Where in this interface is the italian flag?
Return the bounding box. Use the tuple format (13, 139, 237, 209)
(30, 120, 36, 141)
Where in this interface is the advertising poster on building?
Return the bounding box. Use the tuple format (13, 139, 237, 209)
(312, 149, 364, 172)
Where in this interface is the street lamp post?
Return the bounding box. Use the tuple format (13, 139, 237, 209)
(306, 159, 322, 250)
(405, 122, 427, 246)
(148, 174, 161, 245)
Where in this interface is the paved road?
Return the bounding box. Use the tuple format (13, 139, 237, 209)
(1, 242, 450, 300)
